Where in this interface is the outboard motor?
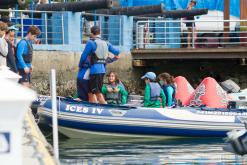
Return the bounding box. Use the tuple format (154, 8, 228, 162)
(31, 95, 50, 123)
(224, 129, 247, 155)
(228, 100, 247, 109)
(220, 79, 241, 93)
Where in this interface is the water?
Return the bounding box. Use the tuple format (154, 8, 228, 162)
(52, 133, 247, 165)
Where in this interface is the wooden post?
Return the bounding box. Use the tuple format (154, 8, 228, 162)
(224, 0, 230, 44)
(240, 0, 247, 46)
(240, 0, 247, 19)
(132, 60, 147, 67)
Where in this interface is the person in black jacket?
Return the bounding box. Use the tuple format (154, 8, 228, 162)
(5, 26, 18, 73)
(184, 0, 197, 48)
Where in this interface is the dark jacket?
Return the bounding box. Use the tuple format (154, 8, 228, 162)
(6, 40, 17, 73)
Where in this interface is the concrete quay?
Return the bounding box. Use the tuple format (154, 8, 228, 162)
(22, 110, 60, 165)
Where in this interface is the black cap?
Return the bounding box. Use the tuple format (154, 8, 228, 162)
(91, 26, 100, 35)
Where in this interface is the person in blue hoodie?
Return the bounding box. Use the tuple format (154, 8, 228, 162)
(158, 72, 176, 107)
(16, 25, 41, 87)
(78, 26, 120, 104)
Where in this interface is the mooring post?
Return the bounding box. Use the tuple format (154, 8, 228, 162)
(50, 69, 59, 160)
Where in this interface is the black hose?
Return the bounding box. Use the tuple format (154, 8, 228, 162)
(0, 0, 25, 6)
(88, 4, 165, 16)
(36, 0, 113, 12)
(141, 9, 209, 18)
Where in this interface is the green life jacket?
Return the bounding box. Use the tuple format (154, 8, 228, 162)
(105, 84, 122, 105)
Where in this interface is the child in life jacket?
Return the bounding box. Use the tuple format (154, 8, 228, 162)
(141, 72, 166, 108)
(102, 71, 128, 105)
(158, 72, 176, 107)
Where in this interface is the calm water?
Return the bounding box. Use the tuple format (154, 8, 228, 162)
(48, 133, 247, 165)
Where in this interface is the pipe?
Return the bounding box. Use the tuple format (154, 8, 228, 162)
(140, 8, 208, 18)
(85, 7, 207, 19)
(35, 0, 113, 12)
(88, 4, 165, 16)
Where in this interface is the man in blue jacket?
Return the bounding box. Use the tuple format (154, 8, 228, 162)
(78, 26, 120, 104)
(16, 25, 40, 87)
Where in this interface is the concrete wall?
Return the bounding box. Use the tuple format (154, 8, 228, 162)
(31, 51, 136, 96)
(32, 51, 81, 96)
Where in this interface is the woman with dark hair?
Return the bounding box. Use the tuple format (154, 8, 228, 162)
(158, 72, 176, 107)
(102, 71, 128, 105)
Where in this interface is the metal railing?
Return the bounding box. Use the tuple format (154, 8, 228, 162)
(81, 12, 123, 46)
(0, 9, 65, 45)
(135, 19, 247, 49)
(1, 9, 132, 49)
(5, 9, 245, 50)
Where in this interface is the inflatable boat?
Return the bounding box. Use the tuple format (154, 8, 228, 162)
(37, 97, 247, 138)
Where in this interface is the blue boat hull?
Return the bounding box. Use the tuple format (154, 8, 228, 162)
(38, 98, 247, 138)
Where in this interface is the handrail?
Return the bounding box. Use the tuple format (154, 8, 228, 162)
(0, 9, 65, 45)
(135, 19, 247, 49)
(137, 19, 247, 23)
